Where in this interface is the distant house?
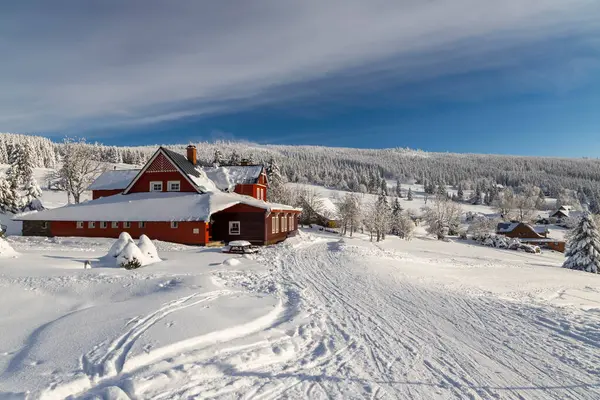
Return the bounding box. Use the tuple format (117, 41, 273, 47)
(496, 222, 565, 252)
(551, 205, 572, 220)
(15, 146, 300, 246)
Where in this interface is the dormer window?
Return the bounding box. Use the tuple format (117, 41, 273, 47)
(168, 181, 180, 192)
(150, 181, 163, 192)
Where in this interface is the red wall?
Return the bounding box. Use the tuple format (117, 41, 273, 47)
(49, 220, 209, 245)
(128, 171, 197, 193)
(92, 189, 123, 200)
(234, 184, 267, 200)
(265, 212, 299, 244)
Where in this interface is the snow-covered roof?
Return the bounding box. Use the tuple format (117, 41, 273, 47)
(15, 192, 300, 222)
(88, 170, 140, 190)
(202, 165, 264, 191)
(497, 222, 547, 235)
(497, 222, 519, 233)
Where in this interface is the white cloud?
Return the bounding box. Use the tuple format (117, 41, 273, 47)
(0, 0, 598, 132)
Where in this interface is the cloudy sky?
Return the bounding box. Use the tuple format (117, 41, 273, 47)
(2, 1, 600, 155)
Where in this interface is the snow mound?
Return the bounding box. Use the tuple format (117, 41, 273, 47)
(223, 257, 242, 266)
(138, 234, 161, 261)
(116, 242, 146, 267)
(0, 238, 18, 258)
(96, 233, 162, 268)
(107, 232, 134, 257)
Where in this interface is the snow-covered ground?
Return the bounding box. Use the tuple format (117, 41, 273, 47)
(1, 230, 599, 399)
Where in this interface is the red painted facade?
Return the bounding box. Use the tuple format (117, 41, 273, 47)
(265, 211, 298, 244)
(234, 184, 267, 201)
(92, 189, 123, 200)
(49, 220, 209, 245)
(127, 153, 198, 194)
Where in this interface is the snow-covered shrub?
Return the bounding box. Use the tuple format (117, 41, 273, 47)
(0, 238, 17, 258)
(108, 232, 134, 258)
(458, 230, 468, 240)
(117, 242, 145, 269)
(121, 258, 142, 270)
(138, 234, 160, 261)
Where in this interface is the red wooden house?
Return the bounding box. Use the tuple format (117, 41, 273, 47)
(17, 146, 301, 245)
(496, 222, 565, 252)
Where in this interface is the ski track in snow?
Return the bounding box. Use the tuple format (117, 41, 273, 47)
(36, 236, 600, 399)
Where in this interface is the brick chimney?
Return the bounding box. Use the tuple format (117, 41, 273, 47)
(186, 145, 197, 165)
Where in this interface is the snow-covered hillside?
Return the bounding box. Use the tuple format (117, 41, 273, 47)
(1, 230, 599, 399)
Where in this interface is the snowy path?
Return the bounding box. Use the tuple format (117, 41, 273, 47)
(238, 237, 600, 399)
(8, 235, 600, 399)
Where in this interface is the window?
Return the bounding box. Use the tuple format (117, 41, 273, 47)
(77, 221, 84, 229)
(193, 228, 200, 234)
(88, 221, 96, 229)
(100, 221, 107, 229)
(167, 181, 181, 192)
(257, 188, 263, 200)
(111, 221, 119, 228)
(138, 221, 146, 228)
(229, 221, 241, 235)
(149, 181, 163, 192)
(124, 222, 131, 228)
(171, 221, 178, 229)
(282, 214, 287, 232)
(289, 215, 293, 231)
(272, 215, 276, 234)
(275, 214, 279, 234)
(41, 222, 48, 229)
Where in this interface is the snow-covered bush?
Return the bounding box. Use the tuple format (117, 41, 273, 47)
(138, 234, 160, 261)
(0, 238, 17, 258)
(474, 233, 540, 254)
(116, 242, 145, 269)
(108, 232, 134, 258)
(563, 212, 600, 273)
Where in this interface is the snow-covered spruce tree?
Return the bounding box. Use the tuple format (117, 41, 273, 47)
(0, 177, 21, 214)
(22, 175, 43, 211)
(563, 212, 600, 273)
(212, 149, 224, 166)
(457, 183, 464, 201)
(395, 178, 403, 198)
(390, 197, 403, 235)
(228, 150, 241, 166)
(407, 187, 413, 201)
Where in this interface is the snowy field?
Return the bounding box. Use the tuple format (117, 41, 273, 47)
(1, 229, 599, 399)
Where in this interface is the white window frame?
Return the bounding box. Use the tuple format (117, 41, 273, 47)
(167, 181, 181, 192)
(88, 221, 96, 229)
(111, 221, 119, 229)
(282, 214, 287, 232)
(193, 228, 200, 234)
(289, 215, 293, 231)
(77, 221, 84, 229)
(123, 221, 131, 228)
(138, 221, 146, 228)
(100, 221, 107, 229)
(149, 181, 163, 192)
(171, 221, 178, 229)
(275, 214, 279, 234)
(229, 221, 241, 235)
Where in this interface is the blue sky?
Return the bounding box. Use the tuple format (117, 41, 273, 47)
(1, 1, 600, 156)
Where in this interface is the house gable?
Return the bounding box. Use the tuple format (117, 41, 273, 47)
(497, 222, 545, 239)
(123, 148, 202, 194)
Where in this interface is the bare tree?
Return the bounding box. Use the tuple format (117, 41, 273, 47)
(494, 188, 515, 220)
(421, 194, 462, 240)
(297, 187, 324, 225)
(50, 138, 105, 204)
(513, 193, 536, 222)
(336, 193, 361, 236)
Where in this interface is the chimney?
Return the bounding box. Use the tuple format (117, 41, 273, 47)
(186, 145, 197, 165)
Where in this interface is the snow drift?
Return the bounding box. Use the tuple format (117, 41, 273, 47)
(0, 238, 17, 258)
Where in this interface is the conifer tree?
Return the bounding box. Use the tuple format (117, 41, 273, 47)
(212, 149, 224, 166)
(457, 183, 464, 201)
(407, 187, 414, 201)
(563, 212, 600, 273)
(395, 178, 403, 198)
